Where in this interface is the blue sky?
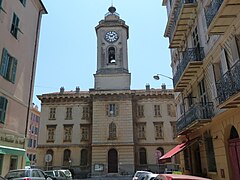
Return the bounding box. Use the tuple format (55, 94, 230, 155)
(33, 0, 173, 107)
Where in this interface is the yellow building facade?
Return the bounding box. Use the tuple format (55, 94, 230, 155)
(162, 0, 240, 179)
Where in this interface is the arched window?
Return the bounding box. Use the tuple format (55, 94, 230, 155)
(108, 47, 116, 64)
(230, 126, 239, 139)
(63, 149, 71, 166)
(109, 122, 116, 139)
(139, 148, 147, 164)
(45, 149, 53, 168)
(80, 149, 88, 166)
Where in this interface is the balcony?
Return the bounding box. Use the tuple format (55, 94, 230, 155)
(216, 60, 240, 108)
(205, 0, 240, 35)
(176, 102, 214, 135)
(165, 0, 198, 48)
(173, 47, 205, 92)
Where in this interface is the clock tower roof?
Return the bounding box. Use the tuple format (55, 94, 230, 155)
(95, 6, 129, 39)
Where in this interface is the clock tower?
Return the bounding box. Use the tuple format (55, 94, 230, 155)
(94, 6, 131, 90)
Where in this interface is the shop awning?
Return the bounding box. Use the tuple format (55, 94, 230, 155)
(160, 138, 198, 161)
(0, 145, 25, 156)
(159, 142, 187, 160)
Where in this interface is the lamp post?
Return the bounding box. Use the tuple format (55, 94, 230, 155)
(153, 74, 173, 80)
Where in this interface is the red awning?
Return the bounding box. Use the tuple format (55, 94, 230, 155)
(159, 138, 198, 161)
(159, 142, 187, 160)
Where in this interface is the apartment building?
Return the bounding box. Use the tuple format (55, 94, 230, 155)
(37, 7, 177, 178)
(0, 0, 46, 176)
(26, 104, 40, 167)
(161, 0, 240, 179)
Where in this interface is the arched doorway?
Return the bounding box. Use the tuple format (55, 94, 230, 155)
(108, 149, 118, 173)
(228, 126, 240, 180)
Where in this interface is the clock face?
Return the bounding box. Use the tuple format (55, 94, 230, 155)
(105, 31, 119, 43)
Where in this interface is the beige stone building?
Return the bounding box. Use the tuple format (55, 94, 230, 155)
(161, 0, 240, 179)
(37, 7, 177, 178)
(0, 0, 46, 176)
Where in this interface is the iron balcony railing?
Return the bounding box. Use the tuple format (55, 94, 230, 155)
(205, 0, 224, 27)
(169, 0, 197, 42)
(176, 102, 214, 133)
(216, 60, 240, 104)
(173, 47, 205, 87)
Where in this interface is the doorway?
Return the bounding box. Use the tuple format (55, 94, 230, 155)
(228, 126, 240, 180)
(108, 149, 118, 173)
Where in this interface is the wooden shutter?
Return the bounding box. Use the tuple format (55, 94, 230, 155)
(220, 49, 229, 75)
(230, 36, 240, 65)
(0, 48, 8, 77)
(11, 57, 17, 83)
(0, 97, 8, 123)
(207, 64, 218, 100)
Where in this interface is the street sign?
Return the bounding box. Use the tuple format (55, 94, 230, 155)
(45, 154, 52, 163)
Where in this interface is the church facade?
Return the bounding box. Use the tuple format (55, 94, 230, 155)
(37, 7, 177, 177)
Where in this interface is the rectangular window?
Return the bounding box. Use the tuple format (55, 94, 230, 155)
(65, 107, 72, 120)
(82, 106, 90, 120)
(138, 123, 146, 139)
(167, 104, 175, 117)
(81, 126, 89, 141)
(35, 127, 38, 135)
(0, 96, 8, 124)
(0, 48, 18, 83)
(63, 125, 73, 142)
(33, 140, 36, 148)
(49, 107, 56, 120)
(19, 0, 26, 7)
(154, 122, 163, 139)
(170, 121, 177, 139)
(137, 105, 144, 118)
(10, 13, 20, 38)
(28, 139, 32, 147)
(154, 105, 161, 117)
(47, 126, 56, 142)
(106, 103, 118, 116)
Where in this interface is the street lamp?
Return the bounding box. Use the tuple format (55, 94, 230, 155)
(153, 74, 173, 80)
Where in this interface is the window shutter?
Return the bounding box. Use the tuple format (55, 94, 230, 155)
(207, 64, 218, 100)
(220, 49, 229, 75)
(11, 58, 17, 83)
(230, 36, 240, 65)
(115, 104, 119, 116)
(0, 48, 9, 77)
(106, 104, 109, 116)
(0, 97, 8, 123)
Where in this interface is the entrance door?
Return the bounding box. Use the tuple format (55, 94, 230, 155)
(108, 149, 118, 173)
(193, 143, 202, 176)
(229, 139, 240, 180)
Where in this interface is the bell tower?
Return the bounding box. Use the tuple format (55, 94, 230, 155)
(94, 6, 131, 90)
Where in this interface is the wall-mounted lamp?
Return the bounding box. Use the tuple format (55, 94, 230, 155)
(153, 74, 173, 80)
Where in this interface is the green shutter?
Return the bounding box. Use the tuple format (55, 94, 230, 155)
(11, 58, 17, 83)
(0, 97, 8, 123)
(0, 48, 9, 77)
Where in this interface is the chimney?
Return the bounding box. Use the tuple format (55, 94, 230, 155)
(146, 83, 150, 90)
(76, 86, 80, 93)
(60, 87, 65, 94)
(161, 83, 166, 90)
